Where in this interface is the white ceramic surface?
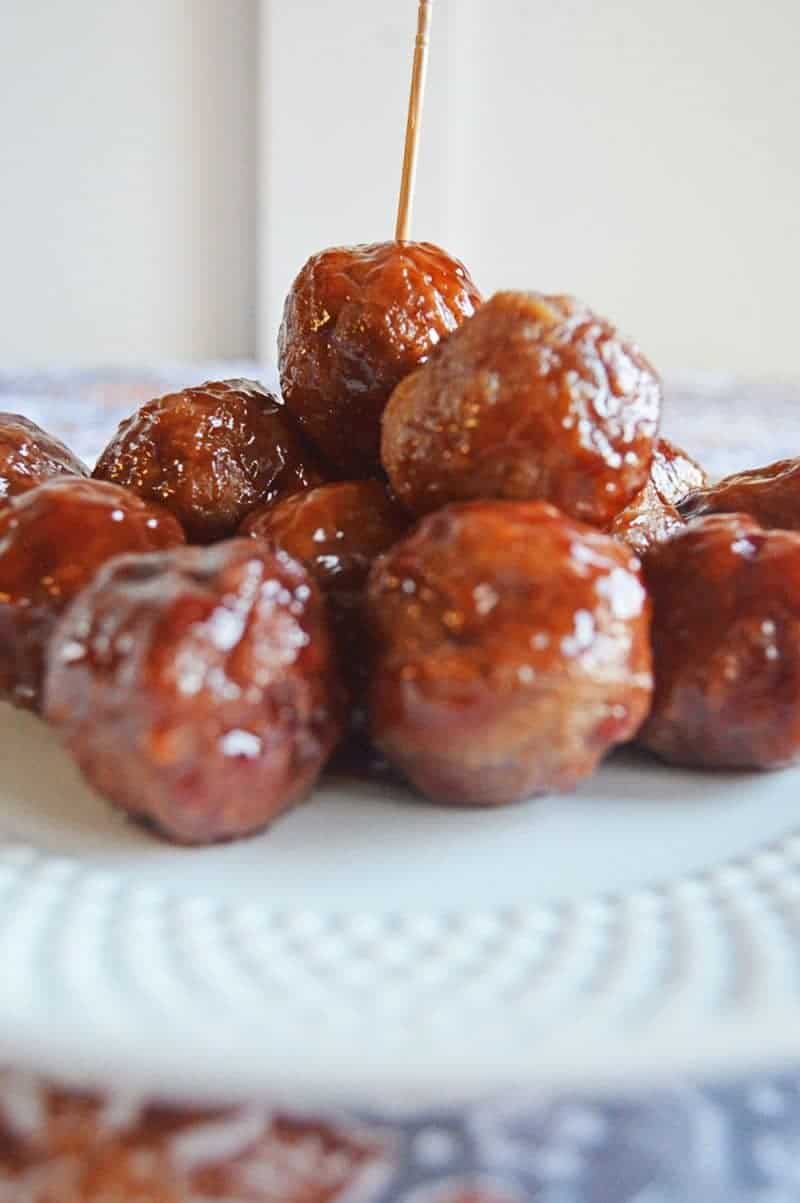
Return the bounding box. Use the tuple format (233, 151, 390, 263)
(2, 701, 800, 1108)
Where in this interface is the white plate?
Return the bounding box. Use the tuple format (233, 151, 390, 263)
(2, 700, 800, 1108)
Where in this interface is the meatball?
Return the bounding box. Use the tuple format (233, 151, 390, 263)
(279, 241, 482, 477)
(0, 412, 86, 506)
(242, 480, 408, 595)
(0, 478, 184, 711)
(367, 500, 653, 805)
(382, 291, 662, 526)
(679, 457, 800, 531)
(610, 437, 707, 554)
(639, 513, 800, 769)
(44, 540, 344, 845)
(242, 480, 409, 711)
(93, 379, 323, 543)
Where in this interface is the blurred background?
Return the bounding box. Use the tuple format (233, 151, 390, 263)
(1, 0, 798, 377)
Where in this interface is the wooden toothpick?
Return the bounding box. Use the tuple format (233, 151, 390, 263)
(395, 0, 434, 242)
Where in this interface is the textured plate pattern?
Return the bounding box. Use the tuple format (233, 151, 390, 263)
(2, 781, 800, 1105)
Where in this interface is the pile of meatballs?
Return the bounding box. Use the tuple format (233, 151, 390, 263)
(1, 240, 798, 845)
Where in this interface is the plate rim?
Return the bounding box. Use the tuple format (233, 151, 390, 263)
(0, 797, 799, 1106)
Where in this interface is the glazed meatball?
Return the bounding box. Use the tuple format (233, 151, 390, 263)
(44, 540, 344, 845)
(639, 513, 800, 769)
(367, 500, 653, 805)
(242, 480, 409, 707)
(679, 457, 800, 531)
(610, 437, 707, 554)
(242, 480, 408, 595)
(279, 241, 482, 477)
(0, 478, 184, 711)
(0, 412, 86, 506)
(382, 291, 662, 526)
(93, 379, 323, 543)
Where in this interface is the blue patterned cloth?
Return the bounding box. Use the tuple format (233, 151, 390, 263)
(353, 1077, 800, 1202)
(0, 364, 797, 478)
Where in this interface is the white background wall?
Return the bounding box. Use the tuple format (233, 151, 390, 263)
(263, 0, 800, 378)
(1, 1, 798, 378)
(0, 0, 257, 365)
(451, 0, 800, 379)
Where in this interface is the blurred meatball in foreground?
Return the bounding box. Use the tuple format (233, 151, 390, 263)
(44, 540, 344, 844)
